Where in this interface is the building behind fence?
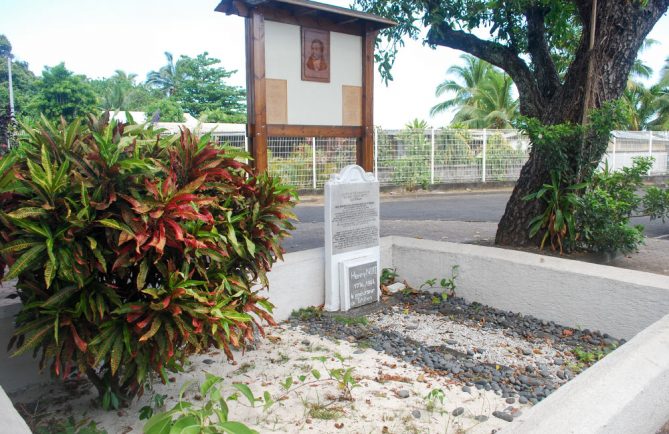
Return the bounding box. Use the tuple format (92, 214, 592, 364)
(201, 127, 669, 190)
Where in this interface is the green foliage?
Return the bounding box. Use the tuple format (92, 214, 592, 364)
(433, 55, 519, 129)
(420, 265, 459, 301)
(34, 417, 107, 434)
(575, 158, 651, 253)
(90, 71, 161, 112)
(380, 267, 398, 286)
(145, 353, 359, 433)
(524, 157, 653, 254)
(145, 98, 185, 122)
(480, 133, 527, 180)
(143, 373, 258, 434)
(147, 51, 246, 122)
(173, 52, 246, 119)
(524, 172, 585, 254)
(388, 120, 431, 190)
(353, 0, 582, 84)
(28, 63, 97, 122)
(290, 306, 322, 321)
(0, 115, 296, 405)
(518, 101, 628, 185)
(642, 186, 669, 222)
(0, 56, 37, 119)
(332, 315, 368, 326)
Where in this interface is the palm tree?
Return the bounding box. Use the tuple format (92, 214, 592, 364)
(146, 52, 179, 97)
(451, 73, 518, 129)
(101, 70, 138, 110)
(431, 54, 518, 128)
(430, 54, 494, 117)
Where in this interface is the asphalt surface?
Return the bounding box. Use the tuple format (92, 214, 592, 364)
(283, 190, 669, 253)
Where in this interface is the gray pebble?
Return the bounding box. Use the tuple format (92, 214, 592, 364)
(519, 396, 528, 404)
(505, 397, 515, 404)
(492, 411, 514, 422)
(353, 349, 365, 354)
(553, 358, 564, 365)
(398, 390, 410, 399)
(411, 410, 421, 419)
(202, 359, 215, 365)
(462, 386, 472, 393)
(474, 415, 489, 422)
(301, 339, 310, 346)
(452, 407, 464, 417)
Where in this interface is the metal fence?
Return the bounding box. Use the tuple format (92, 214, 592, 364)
(206, 128, 669, 190)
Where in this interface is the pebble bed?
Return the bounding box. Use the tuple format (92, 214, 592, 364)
(292, 290, 624, 408)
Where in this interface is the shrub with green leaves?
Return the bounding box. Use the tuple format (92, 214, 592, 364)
(0, 114, 296, 407)
(575, 158, 651, 254)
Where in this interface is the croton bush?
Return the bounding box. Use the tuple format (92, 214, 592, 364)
(0, 114, 296, 407)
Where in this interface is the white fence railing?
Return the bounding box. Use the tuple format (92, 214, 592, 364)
(209, 129, 669, 190)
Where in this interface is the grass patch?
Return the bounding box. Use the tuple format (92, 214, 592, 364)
(234, 362, 255, 375)
(308, 403, 345, 420)
(333, 315, 368, 326)
(291, 307, 322, 321)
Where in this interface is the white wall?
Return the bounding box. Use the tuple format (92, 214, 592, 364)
(264, 20, 362, 126)
(389, 237, 669, 340)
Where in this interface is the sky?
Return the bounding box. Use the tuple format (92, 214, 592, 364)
(2, 0, 669, 128)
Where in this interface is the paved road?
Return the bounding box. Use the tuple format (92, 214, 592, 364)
(283, 191, 669, 252)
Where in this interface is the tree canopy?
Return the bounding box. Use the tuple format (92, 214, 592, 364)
(355, 0, 669, 245)
(0, 36, 246, 127)
(29, 63, 98, 122)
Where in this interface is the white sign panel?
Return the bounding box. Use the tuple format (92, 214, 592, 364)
(325, 165, 380, 311)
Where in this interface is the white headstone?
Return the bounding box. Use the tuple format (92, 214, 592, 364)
(324, 165, 380, 311)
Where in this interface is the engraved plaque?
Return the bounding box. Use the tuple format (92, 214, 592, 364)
(331, 182, 379, 255)
(347, 261, 378, 309)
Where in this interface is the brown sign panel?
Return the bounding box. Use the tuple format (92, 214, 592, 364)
(301, 27, 330, 83)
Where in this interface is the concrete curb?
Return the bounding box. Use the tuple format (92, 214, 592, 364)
(0, 385, 30, 433)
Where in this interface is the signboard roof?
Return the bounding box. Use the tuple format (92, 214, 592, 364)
(215, 0, 397, 32)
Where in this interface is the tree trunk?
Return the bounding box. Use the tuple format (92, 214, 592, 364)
(495, 0, 668, 246)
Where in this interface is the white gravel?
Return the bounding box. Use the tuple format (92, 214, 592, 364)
(369, 306, 576, 383)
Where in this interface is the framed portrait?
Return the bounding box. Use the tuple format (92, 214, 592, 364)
(301, 27, 330, 83)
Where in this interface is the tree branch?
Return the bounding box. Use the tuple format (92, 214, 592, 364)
(525, 6, 561, 99)
(426, 23, 543, 118)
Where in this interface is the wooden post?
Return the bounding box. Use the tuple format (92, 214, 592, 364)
(246, 10, 268, 172)
(358, 28, 377, 173)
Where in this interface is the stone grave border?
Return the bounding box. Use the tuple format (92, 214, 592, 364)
(1, 236, 669, 431)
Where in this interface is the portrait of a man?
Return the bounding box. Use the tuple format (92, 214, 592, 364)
(302, 28, 330, 83)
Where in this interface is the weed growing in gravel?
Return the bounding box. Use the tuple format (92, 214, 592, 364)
(424, 388, 446, 414)
(308, 403, 345, 420)
(381, 268, 399, 285)
(143, 352, 362, 432)
(291, 306, 323, 321)
(421, 265, 460, 301)
(234, 362, 257, 375)
(333, 315, 369, 326)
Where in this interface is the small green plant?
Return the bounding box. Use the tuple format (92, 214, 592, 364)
(380, 267, 399, 286)
(421, 265, 459, 301)
(143, 373, 258, 434)
(139, 393, 168, 420)
(424, 388, 446, 414)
